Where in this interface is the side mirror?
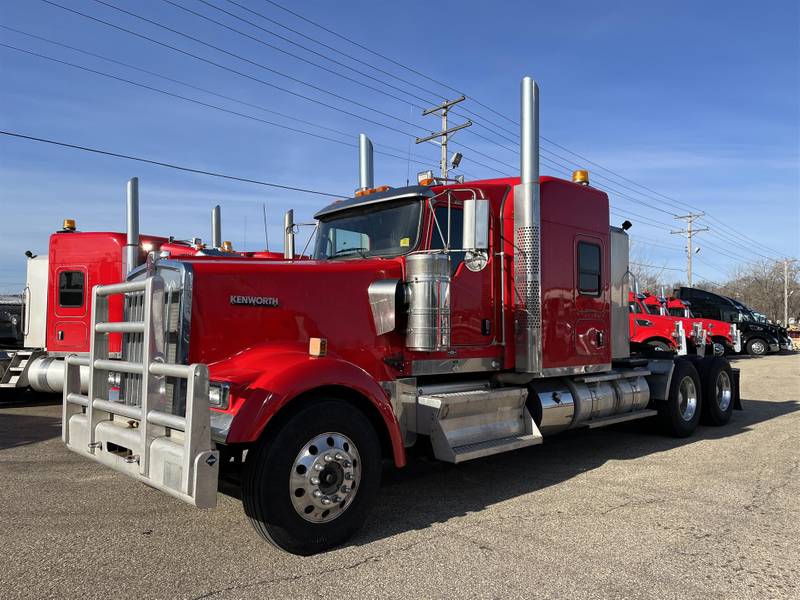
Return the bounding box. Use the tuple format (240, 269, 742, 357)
(463, 198, 489, 251)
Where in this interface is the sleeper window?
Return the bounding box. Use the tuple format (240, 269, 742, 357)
(59, 271, 85, 308)
(577, 242, 601, 296)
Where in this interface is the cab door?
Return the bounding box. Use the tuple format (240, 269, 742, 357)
(429, 203, 494, 347)
(574, 237, 608, 361)
(50, 266, 89, 352)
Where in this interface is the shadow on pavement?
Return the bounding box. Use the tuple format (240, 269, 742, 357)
(346, 395, 799, 548)
(0, 393, 63, 451)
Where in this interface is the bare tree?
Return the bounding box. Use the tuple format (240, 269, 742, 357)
(697, 260, 800, 324)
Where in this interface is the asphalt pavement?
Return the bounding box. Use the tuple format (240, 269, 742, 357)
(1, 354, 798, 599)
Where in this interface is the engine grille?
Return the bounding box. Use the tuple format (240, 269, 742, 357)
(120, 280, 186, 414)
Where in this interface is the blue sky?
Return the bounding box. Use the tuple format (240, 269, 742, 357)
(1, 0, 798, 292)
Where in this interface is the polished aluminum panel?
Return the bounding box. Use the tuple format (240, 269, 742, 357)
(367, 279, 402, 336)
(609, 227, 630, 359)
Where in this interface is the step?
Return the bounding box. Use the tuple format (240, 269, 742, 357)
(415, 386, 543, 463)
(451, 432, 543, 463)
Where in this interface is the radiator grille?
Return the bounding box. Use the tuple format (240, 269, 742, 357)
(120, 284, 185, 413)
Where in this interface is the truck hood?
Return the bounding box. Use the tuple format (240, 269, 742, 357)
(175, 256, 405, 375)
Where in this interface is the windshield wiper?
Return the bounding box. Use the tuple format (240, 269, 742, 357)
(329, 247, 368, 259)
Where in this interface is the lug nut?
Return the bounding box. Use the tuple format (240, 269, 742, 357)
(313, 463, 323, 471)
(310, 477, 320, 485)
(313, 490, 322, 498)
(345, 473, 354, 480)
(335, 453, 344, 461)
(323, 454, 333, 463)
(332, 495, 341, 503)
(343, 460, 352, 468)
(321, 497, 331, 506)
(341, 486, 350, 493)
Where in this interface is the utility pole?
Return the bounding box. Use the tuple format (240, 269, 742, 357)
(415, 96, 472, 179)
(784, 258, 798, 326)
(670, 212, 709, 287)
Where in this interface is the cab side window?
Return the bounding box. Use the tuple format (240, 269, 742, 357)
(577, 242, 601, 296)
(59, 271, 85, 308)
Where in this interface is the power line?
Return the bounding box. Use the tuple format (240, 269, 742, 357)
(258, 0, 790, 261)
(87, 0, 429, 133)
(0, 130, 345, 196)
(630, 261, 683, 271)
(0, 24, 466, 174)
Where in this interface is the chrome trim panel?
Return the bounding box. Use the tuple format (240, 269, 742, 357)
(381, 378, 418, 447)
(411, 357, 501, 376)
(609, 227, 630, 360)
(367, 279, 402, 336)
(536, 363, 611, 378)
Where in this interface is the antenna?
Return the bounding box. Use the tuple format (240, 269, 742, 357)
(415, 96, 472, 179)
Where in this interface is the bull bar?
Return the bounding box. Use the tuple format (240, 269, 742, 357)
(62, 276, 219, 508)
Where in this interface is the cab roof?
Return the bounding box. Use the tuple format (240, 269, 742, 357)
(314, 185, 435, 219)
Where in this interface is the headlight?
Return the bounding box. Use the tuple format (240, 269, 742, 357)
(209, 382, 230, 409)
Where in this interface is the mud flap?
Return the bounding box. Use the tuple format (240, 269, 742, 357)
(731, 368, 742, 410)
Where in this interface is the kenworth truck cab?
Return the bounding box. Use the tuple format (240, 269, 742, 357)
(62, 77, 742, 555)
(628, 292, 686, 353)
(1, 201, 275, 392)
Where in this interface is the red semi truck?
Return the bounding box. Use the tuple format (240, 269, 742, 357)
(61, 77, 741, 555)
(0, 199, 275, 392)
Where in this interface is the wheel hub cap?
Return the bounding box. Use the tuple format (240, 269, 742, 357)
(716, 370, 732, 411)
(289, 432, 361, 523)
(679, 376, 698, 421)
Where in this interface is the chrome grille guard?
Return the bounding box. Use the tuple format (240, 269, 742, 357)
(62, 275, 219, 508)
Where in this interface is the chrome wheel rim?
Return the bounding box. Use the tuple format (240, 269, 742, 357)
(751, 341, 765, 354)
(716, 370, 732, 412)
(678, 376, 698, 421)
(713, 342, 725, 357)
(289, 432, 361, 524)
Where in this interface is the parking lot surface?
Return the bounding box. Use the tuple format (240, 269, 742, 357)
(1, 354, 798, 600)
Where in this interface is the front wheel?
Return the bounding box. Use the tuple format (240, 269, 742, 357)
(746, 338, 767, 356)
(711, 338, 728, 357)
(648, 340, 671, 352)
(242, 400, 381, 555)
(659, 359, 702, 437)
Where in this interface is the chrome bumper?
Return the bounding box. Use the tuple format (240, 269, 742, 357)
(62, 276, 219, 508)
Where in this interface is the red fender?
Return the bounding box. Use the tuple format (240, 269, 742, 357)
(212, 345, 405, 467)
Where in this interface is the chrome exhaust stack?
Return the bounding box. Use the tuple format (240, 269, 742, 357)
(123, 177, 141, 276)
(358, 133, 374, 192)
(514, 76, 542, 374)
(211, 205, 222, 248)
(283, 209, 295, 259)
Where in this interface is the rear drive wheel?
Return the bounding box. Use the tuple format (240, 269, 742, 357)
(700, 358, 734, 426)
(242, 400, 381, 555)
(659, 359, 702, 437)
(746, 338, 767, 356)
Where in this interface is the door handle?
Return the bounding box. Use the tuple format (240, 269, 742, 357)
(596, 330, 605, 347)
(57, 330, 64, 341)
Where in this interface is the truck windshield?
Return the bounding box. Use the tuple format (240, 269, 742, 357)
(313, 199, 422, 260)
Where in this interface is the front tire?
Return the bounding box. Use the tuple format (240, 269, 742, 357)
(711, 338, 727, 357)
(242, 400, 381, 555)
(648, 340, 671, 352)
(700, 357, 734, 426)
(659, 359, 702, 437)
(746, 338, 767, 356)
